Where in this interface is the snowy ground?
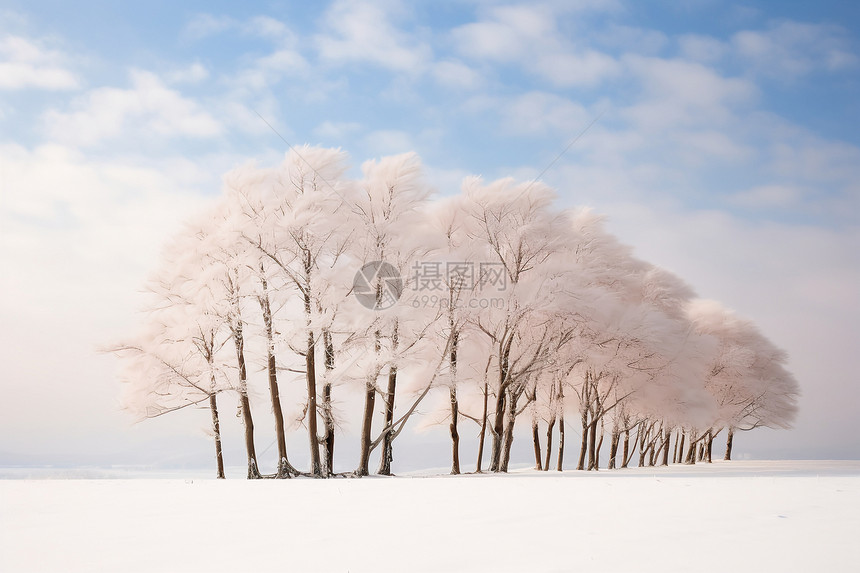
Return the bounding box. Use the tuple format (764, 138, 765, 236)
(2, 461, 858, 572)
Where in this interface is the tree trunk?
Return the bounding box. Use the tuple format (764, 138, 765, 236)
(449, 330, 460, 475)
(499, 389, 519, 472)
(209, 394, 225, 479)
(684, 431, 697, 465)
(321, 329, 335, 477)
(233, 322, 261, 480)
(301, 250, 322, 477)
(305, 328, 322, 476)
(378, 323, 399, 476)
(677, 432, 686, 464)
(489, 390, 507, 471)
(621, 428, 630, 469)
(556, 411, 565, 472)
(377, 364, 398, 475)
(543, 417, 555, 471)
(705, 430, 713, 463)
(593, 422, 603, 471)
(587, 420, 597, 471)
(608, 428, 619, 470)
(260, 278, 292, 478)
(532, 417, 543, 470)
(476, 378, 489, 473)
(449, 387, 460, 475)
(638, 424, 648, 468)
(724, 428, 734, 461)
(489, 350, 509, 472)
(577, 412, 588, 471)
(660, 426, 671, 467)
(357, 378, 375, 476)
(556, 383, 565, 472)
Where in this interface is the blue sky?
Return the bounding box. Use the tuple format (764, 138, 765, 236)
(1, 0, 858, 469)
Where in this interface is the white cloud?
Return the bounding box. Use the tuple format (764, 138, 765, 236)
(255, 49, 307, 79)
(732, 20, 859, 79)
(231, 49, 309, 93)
(598, 24, 668, 54)
(362, 129, 414, 157)
(498, 91, 591, 136)
(183, 13, 296, 45)
(0, 34, 80, 90)
(316, 0, 432, 71)
(182, 13, 235, 40)
(166, 62, 209, 84)
(534, 50, 621, 88)
(622, 55, 757, 129)
(314, 120, 362, 141)
(728, 184, 804, 209)
(767, 136, 860, 185)
(452, 5, 554, 62)
(432, 60, 482, 90)
(451, 4, 620, 87)
(670, 129, 756, 164)
(42, 69, 222, 146)
(245, 15, 292, 40)
(678, 34, 728, 63)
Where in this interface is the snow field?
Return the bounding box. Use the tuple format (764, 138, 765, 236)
(2, 461, 858, 572)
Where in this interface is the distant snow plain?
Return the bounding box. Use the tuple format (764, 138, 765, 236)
(2, 460, 858, 572)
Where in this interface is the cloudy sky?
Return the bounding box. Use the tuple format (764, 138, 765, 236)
(1, 0, 858, 471)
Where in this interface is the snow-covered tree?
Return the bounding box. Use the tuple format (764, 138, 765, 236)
(111, 147, 799, 478)
(687, 299, 799, 461)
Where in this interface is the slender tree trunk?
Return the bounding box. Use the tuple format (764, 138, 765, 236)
(724, 428, 734, 461)
(490, 345, 509, 472)
(556, 410, 565, 472)
(378, 323, 399, 476)
(476, 378, 489, 473)
(660, 426, 671, 467)
(377, 366, 398, 475)
(321, 329, 335, 477)
(684, 430, 697, 465)
(608, 428, 619, 470)
(302, 255, 321, 477)
(587, 420, 598, 471)
(638, 424, 649, 468)
(678, 432, 686, 464)
(449, 331, 460, 475)
(705, 429, 713, 463)
(260, 278, 292, 478)
(209, 394, 224, 479)
(577, 411, 588, 471)
(357, 287, 384, 477)
(556, 383, 565, 472)
(532, 417, 543, 470)
(238, 395, 260, 479)
(233, 324, 261, 479)
(543, 417, 555, 471)
(500, 389, 519, 472)
(357, 378, 375, 476)
(490, 391, 507, 471)
(305, 327, 321, 476)
(621, 428, 631, 469)
(673, 430, 680, 464)
(593, 422, 603, 471)
(449, 387, 461, 475)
